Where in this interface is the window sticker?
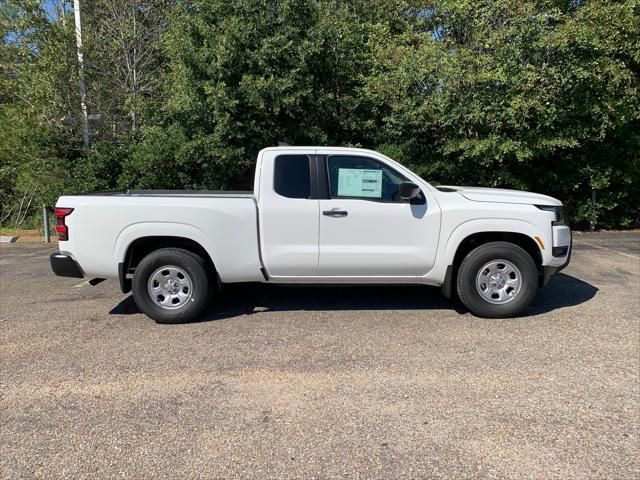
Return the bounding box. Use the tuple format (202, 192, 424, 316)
(337, 168, 382, 198)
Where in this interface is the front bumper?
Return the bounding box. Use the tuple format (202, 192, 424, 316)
(50, 253, 84, 278)
(552, 225, 572, 257)
(541, 232, 572, 287)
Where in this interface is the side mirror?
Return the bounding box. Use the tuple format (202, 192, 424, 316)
(399, 181, 421, 200)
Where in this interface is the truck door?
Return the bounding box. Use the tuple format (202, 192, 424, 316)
(258, 151, 319, 276)
(317, 154, 440, 277)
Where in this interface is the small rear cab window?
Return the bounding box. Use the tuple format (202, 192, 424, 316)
(274, 155, 311, 199)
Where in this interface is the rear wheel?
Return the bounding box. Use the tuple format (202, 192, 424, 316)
(132, 248, 213, 324)
(456, 241, 538, 318)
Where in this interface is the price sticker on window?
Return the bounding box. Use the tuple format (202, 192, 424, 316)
(337, 168, 382, 198)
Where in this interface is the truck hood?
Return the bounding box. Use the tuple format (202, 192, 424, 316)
(436, 186, 561, 206)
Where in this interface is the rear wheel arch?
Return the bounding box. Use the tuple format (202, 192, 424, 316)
(120, 236, 217, 293)
(132, 247, 214, 324)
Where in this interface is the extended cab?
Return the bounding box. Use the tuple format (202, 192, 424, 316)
(50, 146, 571, 323)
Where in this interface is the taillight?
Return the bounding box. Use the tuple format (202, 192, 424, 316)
(54, 208, 74, 241)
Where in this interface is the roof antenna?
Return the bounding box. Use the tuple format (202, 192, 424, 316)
(277, 141, 290, 147)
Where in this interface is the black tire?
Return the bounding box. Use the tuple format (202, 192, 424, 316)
(132, 248, 213, 324)
(456, 241, 538, 318)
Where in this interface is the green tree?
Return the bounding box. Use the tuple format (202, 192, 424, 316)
(1, 0, 638, 229)
(1, 0, 82, 226)
(368, 0, 640, 226)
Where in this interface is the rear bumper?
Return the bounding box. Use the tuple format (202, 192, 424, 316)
(50, 253, 84, 278)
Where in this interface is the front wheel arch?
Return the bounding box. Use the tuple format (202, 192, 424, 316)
(449, 232, 543, 294)
(456, 241, 539, 318)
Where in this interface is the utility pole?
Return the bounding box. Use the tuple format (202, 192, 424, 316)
(590, 189, 597, 232)
(73, 0, 90, 151)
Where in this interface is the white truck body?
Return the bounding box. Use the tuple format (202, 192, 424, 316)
(51, 146, 571, 320)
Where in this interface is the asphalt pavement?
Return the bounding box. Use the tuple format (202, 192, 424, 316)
(1, 231, 638, 479)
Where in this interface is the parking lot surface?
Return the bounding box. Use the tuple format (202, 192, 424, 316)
(1, 231, 639, 479)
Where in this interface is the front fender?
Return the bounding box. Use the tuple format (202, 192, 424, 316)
(424, 218, 545, 285)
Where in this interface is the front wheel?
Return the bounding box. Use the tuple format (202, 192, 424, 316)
(456, 242, 538, 318)
(132, 248, 213, 324)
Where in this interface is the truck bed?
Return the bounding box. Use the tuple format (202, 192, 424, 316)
(75, 189, 254, 198)
(56, 191, 263, 282)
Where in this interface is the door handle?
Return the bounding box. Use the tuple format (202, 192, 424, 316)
(323, 208, 348, 218)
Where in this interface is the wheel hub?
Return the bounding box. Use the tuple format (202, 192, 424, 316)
(147, 265, 193, 310)
(475, 259, 522, 305)
(163, 278, 181, 295)
(489, 272, 506, 288)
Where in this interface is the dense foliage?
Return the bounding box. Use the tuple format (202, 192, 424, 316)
(1, 0, 639, 229)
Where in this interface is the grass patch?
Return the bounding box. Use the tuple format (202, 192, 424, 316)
(0, 227, 41, 236)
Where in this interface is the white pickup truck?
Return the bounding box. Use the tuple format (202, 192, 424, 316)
(50, 146, 571, 323)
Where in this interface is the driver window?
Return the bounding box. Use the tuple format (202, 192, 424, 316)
(327, 155, 407, 202)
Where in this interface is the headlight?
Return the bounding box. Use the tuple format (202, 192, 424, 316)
(535, 205, 568, 225)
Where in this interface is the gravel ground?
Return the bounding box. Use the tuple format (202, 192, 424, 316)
(1, 231, 638, 479)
